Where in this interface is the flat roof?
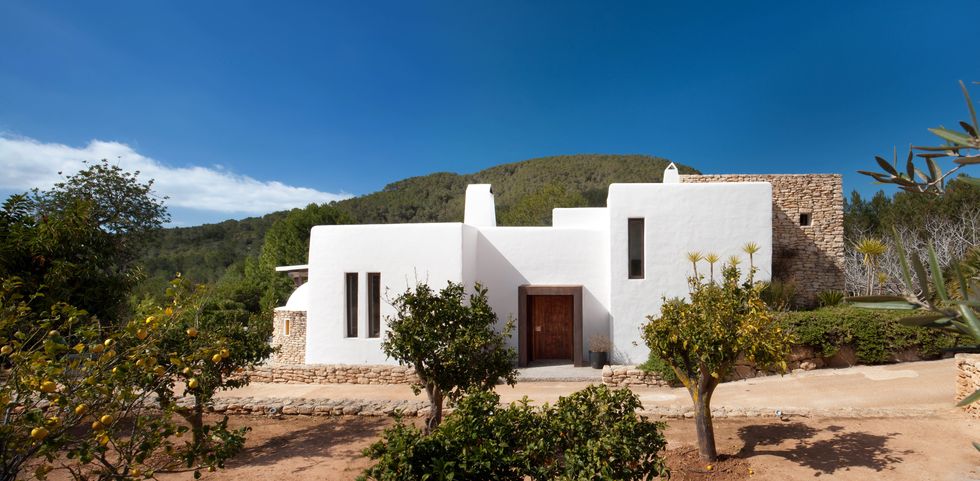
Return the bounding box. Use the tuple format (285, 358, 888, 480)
(275, 264, 309, 272)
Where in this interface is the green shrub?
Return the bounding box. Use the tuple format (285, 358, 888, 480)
(360, 385, 668, 481)
(637, 352, 680, 386)
(777, 305, 963, 363)
(816, 290, 845, 307)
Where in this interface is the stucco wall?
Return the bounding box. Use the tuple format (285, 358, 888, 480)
(305, 223, 466, 364)
(607, 182, 773, 364)
(681, 174, 844, 305)
(271, 309, 307, 364)
(472, 227, 610, 363)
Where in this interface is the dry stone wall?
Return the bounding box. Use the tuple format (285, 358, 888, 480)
(271, 310, 306, 364)
(247, 364, 419, 385)
(955, 354, 980, 418)
(681, 174, 845, 306)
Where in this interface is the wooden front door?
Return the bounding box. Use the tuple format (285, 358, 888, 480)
(529, 295, 573, 361)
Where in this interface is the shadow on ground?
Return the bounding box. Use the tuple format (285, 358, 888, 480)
(230, 417, 389, 471)
(737, 422, 914, 476)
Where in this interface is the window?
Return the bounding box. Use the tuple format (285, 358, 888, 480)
(284, 318, 291, 336)
(799, 212, 811, 227)
(368, 273, 381, 338)
(345, 273, 358, 337)
(628, 218, 644, 279)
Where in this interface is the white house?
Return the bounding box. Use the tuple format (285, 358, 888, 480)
(276, 164, 774, 366)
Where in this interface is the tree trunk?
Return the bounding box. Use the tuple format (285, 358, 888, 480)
(424, 384, 443, 434)
(189, 397, 205, 450)
(688, 373, 719, 462)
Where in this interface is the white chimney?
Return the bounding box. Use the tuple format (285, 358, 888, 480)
(464, 184, 496, 227)
(663, 162, 680, 183)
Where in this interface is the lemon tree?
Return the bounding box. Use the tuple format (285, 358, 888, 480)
(643, 262, 792, 461)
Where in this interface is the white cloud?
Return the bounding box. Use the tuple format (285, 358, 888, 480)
(0, 135, 351, 219)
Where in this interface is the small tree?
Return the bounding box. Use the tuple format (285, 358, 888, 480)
(143, 276, 274, 471)
(382, 282, 517, 432)
(643, 261, 792, 461)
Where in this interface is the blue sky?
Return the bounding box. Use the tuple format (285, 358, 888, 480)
(1, 0, 978, 225)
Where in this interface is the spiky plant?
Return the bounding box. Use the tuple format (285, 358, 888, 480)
(704, 253, 720, 283)
(686, 251, 703, 278)
(742, 242, 760, 270)
(855, 237, 887, 295)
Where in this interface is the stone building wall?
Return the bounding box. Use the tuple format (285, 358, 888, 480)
(681, 174, 845, 306)
(956, 354, 980, 418)
(271, 310, 307, 364)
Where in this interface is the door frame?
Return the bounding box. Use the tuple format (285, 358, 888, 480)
(518, 285, 583, 367)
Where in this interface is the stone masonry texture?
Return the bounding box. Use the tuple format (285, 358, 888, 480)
(955, 353, 980, 418)
(681, 174, 845, 306)
(271, 310, 306, 364)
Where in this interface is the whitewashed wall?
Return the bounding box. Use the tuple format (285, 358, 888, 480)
(472, 227, 610, 362)
(606, 182, 773, 364)
(305, 223, 465, 364)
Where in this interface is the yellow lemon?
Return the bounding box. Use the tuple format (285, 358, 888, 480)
(74, 404, 88, 416)
(91, 421, 104, 431)
(100, 414, 113, 425)
(97, 433, 109, 446)
(136, 329, 148, 340)
(186, 327, 198, 338)
(39, 381, 57, 393)
(187, 378, 199, 389)
(0, 345, 11, 355)
(211, 354, 222, 363)
(30, 427, 49, 440)
(219, 349, 230, 359)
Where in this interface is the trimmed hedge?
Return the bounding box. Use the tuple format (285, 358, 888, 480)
(776, 305, 963, 364)
(641, 305, 964, 379)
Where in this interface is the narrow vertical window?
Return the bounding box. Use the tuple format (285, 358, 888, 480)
(628, 218, 644, 279)
(345, 273, 358, 337)
(284, 318, 291, 336)
(368, 273, 381, 338)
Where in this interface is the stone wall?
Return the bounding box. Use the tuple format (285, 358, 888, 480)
(681, 174, 845, 306)
(603, 346, 833, 388)
(247, 364, 419, 385)
(955, 353, 980, 418)
(271, 310, 306, 364)
(602, 366, 669, 388)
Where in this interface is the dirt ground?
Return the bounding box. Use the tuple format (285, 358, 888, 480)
(143, 413, 980, 481)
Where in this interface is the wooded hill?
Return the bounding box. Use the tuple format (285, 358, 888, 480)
(139, 154, 698, 285)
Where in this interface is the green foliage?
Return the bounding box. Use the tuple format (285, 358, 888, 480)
(777, 306, 962, 363)
(643, 262, 792, 461)
(138, 211, 287, 290)
(382, 282, 517, 431)
(759, 279, 797, 312)
(0, 160, 168, 325)
(498, 183, 587, 226)
(360, 386, 668, 481)
(142, 277, 274, 458)
(636, 354, 680, 386)
(816, 290, 846, 307)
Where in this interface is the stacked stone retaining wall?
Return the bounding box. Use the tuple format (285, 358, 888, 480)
(955, 353, 980, 418)
(247, 364, 418, 385)
(681, 174, 844, 306)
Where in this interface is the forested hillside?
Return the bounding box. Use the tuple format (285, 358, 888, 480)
(139, 154, 698, 286)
